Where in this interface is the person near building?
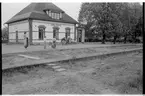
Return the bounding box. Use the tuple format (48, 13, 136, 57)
(51, 37, 56, 48)
(24, 32, 29, 49)
(44, 36, 47, 49)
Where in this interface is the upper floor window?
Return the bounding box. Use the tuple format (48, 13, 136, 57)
(60, 13, 62, 18)
(46, 10, 49, 15)
(57, 14, 60, 19)
(48, 11, 51, 17)
(45, 10, 62, 20)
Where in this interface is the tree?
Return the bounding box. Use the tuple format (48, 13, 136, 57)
(78, 3, 142, 44)
(110, 15, 123, 44)
(119, 3, 142, 43)
(107, 3, 123, 44)
(91, 3, 113, 44)
(79, 3, 123, 44)
(2, 26, 8, 41)
(78, 3, 96, 41)
(133, 16, 143, 42)
(129, 3, 142, 43)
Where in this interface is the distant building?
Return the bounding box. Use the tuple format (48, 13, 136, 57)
(5, 3, 79, 44)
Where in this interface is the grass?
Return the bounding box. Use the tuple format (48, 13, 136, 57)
(117, 74, 142, 94)
(64, 51, 143, 94)
(2, 48, 142, 94)
(97, 51, 143, 94)
(2, 64, 50, 77)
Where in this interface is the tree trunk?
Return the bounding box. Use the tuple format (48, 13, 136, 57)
(102, 33, 106, 44)
(124, 36, 127, 44)
(134, 31, 137, 43)
(113, 35, 117, 44)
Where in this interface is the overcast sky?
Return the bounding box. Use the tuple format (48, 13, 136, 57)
(2, 3, 82, 28)
(2, 2, 142, 28)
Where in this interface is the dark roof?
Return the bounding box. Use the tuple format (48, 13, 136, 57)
(5, 3, 78, 24)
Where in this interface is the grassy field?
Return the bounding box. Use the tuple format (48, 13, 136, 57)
(2, 50, 142, 94)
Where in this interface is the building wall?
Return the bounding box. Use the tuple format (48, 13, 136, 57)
(32, 20, 75, 42)
(8, 19, 77, 43)
(9, 20, 29, 43)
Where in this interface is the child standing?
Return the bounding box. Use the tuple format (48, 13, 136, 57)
(24, 32, 28, 49)
(51, 37, 56, 48)
(44, 36, 47, 49)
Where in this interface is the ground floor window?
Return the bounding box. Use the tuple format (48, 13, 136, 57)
(53, 27, 59, 40)
(65, 27, 70, 38)
(38, 25, 46, 40)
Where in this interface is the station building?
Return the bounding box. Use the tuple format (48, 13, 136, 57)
(5, 3, 86, 44)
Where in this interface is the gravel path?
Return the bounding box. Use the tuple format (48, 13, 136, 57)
(2, 44, 142, 70)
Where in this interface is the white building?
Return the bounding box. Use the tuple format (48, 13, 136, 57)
(5, 3, 79, 44)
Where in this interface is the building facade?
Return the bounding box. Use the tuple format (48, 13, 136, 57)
(6, 3, 79, 44)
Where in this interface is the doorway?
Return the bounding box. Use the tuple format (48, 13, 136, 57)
(78, 30, 82, 42)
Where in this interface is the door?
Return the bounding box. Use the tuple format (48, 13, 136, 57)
(16, 31, 18, 43)
(78, 30, 82, 42)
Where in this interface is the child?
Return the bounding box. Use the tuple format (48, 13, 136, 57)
(44, 36, 47, 49)
(51, 37, 56, 48)
(24, 32, 28, 49)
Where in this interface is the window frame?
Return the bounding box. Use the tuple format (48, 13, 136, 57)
(65, 27, 71, 38)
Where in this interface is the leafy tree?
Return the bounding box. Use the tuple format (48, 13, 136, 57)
(133, 16, 143, 42)
(78, 3, 96, 41)
(78, 2, 142, 44)
(90, 3, 113, 44)
(2, 26, 8, 41)
(129, 3, 142, 43)
(107, 3, 123, 44)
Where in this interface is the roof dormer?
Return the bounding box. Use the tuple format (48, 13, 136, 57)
(44, 9, 64, 20)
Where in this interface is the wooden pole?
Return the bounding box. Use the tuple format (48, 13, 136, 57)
(74, 24, 76, 41)
(28, 19, 32, 45)
(7, 24, 9, 44)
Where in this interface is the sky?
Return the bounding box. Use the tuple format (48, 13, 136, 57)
(1, 2, 142, 28)
(1, 3, 82, 28)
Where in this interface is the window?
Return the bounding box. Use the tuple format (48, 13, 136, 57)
(38, 25, 46, 40)
(57, 14, 59, 19)
(53, 27, 59, 40)
(53, 29, 59, 40)
(39, 28, 44, 40)
(48, 11, 51, 17)
(54, 13, 57, 19)
(46, 10, 63, 20)
(46, 10, 49, 15)
(65, 27, 70, 38)
(51, 13, 54, 18)
(60, 13, 62, 19)
(53, 13, 55, 19)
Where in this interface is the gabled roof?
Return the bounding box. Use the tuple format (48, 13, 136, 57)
(5, 3, 78, 24)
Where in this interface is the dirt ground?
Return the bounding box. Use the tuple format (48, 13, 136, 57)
(2, 50, 142, 94)
(2, 44, 142, 69)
